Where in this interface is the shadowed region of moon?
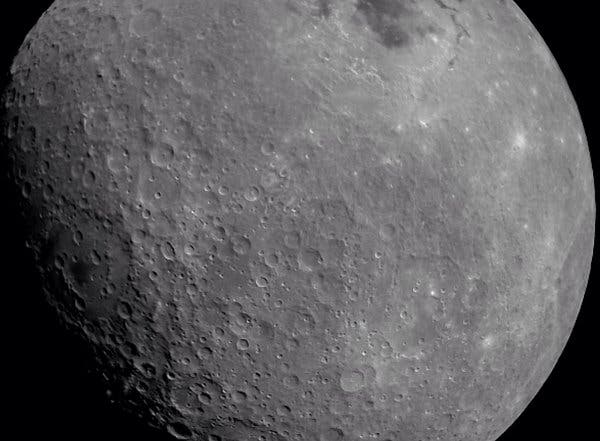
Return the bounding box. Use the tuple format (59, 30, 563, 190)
(355, 0, 417, 48)
(317, 0, 334, 18)
(0, 1, 594, 441)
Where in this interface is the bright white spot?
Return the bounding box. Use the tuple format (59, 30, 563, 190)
(544, 232, 556, 251)
(381, 156, 394, 165)
(514, 132, 527, 149)
(481, 335, 495, 349)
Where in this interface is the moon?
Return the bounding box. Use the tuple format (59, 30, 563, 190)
(1, 1, 594, 441)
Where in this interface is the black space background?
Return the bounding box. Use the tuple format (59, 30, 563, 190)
(1, 2, 596, 440)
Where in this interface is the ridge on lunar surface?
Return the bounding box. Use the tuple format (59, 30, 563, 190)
(1, 1, 594, 441)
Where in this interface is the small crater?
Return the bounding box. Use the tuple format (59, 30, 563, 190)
(284, 231, 301, 249)
(160, 241, 176, 261)
(236, 338, 250, 350)
(117, 301, 133, 319)
(320, 428, 345, 441)
(232, 390, 247, 402)
(283, 374, 300, 388)
(150, 142, 175, 168)
(231, 234, 251, 255)
(298, 247, 323, 272)
(340, 368, 365, 393)
(243, 186, 260, 202)
(83, 109, 110, 140)
(380, 223, 397, 241)
(38, 81, 57, 106)
(167, 421, 192, 439)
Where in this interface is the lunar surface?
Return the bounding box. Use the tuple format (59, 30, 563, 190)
(1, 1, 594, 441)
